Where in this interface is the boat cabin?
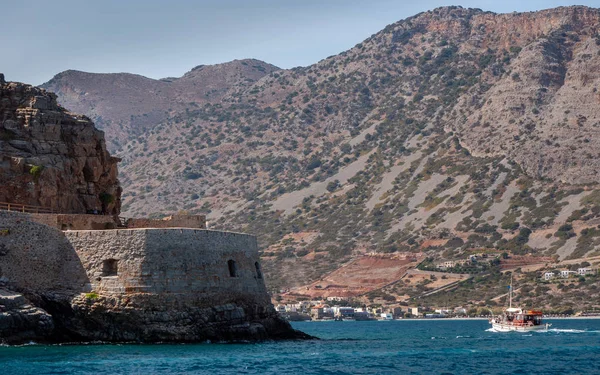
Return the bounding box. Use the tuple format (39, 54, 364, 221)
(508, 309, 543, 326)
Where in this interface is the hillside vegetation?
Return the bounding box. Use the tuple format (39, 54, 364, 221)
(43, 6, 600, 307)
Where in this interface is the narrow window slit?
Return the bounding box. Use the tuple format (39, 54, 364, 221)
(228, 259, 238, 277)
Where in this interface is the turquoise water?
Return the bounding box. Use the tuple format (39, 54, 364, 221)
(1, 319, 599, 374)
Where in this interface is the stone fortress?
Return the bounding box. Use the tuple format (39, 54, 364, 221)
(0, 75, 307, 343)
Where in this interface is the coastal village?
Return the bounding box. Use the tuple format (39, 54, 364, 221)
(272, 251, 600, 321)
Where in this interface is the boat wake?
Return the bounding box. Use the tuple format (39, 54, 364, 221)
(486, 328, 548, 333)
(487, 328, 600, 334)
(548, 328, 600, 334)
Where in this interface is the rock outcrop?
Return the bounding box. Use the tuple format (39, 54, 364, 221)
(446, 7, 600, 184)
(0, 76, 121, 214)
(0, 289, 54, 344)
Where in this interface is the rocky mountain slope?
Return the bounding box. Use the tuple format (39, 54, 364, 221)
(0, 74, 121, 214)
(43, 6, 600, 310)
(41, 59, 279, 151)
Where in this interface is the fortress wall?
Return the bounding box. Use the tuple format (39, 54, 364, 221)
(64, 229, 148, 294)
(64, 229, 268, 304)
(0, 211, 89, 293)
(0, 211, 300, 343)
(143, 229, 266, 299)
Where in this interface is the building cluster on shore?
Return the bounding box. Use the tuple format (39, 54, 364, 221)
(276, 300, 471, 321)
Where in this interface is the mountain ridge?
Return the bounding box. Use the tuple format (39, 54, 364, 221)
(41, 59, 280, 150)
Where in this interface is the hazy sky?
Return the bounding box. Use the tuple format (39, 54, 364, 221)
(2, 0, 599, 85)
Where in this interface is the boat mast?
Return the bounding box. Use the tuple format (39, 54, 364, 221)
(509, 274, 512, 309)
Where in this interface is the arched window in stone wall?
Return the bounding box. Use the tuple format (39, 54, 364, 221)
(102, 259, 118, 277)
(228, 259, 238, 277)
(255, 262, 263, 279)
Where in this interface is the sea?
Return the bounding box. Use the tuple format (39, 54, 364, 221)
(1, 319, 599, 374)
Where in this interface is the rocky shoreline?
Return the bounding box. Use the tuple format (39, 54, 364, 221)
(0, 288, 313, 345)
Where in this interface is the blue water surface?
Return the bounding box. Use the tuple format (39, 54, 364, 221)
(1, 319, 599, 374)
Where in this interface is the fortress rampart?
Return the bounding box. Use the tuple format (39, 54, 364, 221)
(0, 210, 306, 343)
(64, 228, 266, 300)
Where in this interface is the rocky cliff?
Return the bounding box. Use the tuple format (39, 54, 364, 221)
(0, 76, 121, 214)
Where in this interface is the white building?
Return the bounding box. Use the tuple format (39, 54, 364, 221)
(436, 259, 470, 269)
(560, 270, 577, 278)
(294, 301, 312, 311)
(380, 313, 393, 320)
(544, 272, 555, 280)
(578, 268, 595, 275)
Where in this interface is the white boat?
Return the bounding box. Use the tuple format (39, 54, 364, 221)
(490, 308, 551, 332)
(489, 276, 551, 332)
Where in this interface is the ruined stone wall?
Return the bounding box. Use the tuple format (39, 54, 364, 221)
(29, 213, 117, 230)
(63, 228, 267, 304)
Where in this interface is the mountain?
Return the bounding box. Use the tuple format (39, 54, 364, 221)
(41, 59, 279, 151)
(42, 6, 600, 312)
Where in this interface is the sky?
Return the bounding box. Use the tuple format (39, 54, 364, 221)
(2, 0, 599, 85)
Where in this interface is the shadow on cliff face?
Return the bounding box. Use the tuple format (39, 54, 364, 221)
(0, 211, 90, 343)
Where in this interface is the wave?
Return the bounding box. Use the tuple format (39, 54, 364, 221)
(0, 341, 39, 347)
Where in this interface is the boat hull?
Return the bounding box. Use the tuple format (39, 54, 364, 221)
(491, 322, 551, 332)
